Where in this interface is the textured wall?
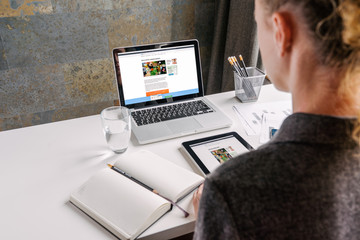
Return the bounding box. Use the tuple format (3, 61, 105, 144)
(0, 0, 215, 131)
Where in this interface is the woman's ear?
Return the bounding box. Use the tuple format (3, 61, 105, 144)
(272, 12, 293, 57)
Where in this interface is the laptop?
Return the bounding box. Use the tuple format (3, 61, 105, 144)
(112, 39, 232, 144)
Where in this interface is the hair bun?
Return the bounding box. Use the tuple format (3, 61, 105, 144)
(341, 0, 360, 50)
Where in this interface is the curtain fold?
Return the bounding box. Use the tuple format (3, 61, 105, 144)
(205, 0, 262, 95)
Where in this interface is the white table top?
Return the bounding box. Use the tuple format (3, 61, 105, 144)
(0, 84, 291, 240)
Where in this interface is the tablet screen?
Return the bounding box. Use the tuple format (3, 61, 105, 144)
(182, 132, 253, 175)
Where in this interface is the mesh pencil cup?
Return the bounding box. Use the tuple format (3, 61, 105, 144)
(234, 67, 265, 103)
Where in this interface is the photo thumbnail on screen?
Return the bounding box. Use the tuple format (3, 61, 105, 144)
(211, 146, 237, 163)
(166, 58, 178, 76)
(142, 60, 167, 77)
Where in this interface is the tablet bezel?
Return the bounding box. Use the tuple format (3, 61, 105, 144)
(182, 131, 254, 175)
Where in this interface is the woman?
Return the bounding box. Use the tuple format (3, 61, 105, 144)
(193, 0, 360, 239)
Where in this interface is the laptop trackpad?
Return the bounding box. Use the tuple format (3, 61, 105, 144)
(166, 118, 202, 134)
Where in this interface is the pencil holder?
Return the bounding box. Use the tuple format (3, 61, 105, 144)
(234, 67, 265, 103)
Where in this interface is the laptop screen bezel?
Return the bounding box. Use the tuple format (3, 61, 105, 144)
(112, 39, 204, 109)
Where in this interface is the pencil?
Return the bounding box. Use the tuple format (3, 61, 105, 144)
(239, 55, 249, 77)
(232, 56, 247, 77)
(107, 164, 190, 217)
(227, 57, 238, 74)
(108, 164, 153, 192)
(228, 57, 244, 77)
(228, 55, 256, 98)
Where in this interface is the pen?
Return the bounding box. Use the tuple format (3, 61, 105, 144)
(107, 164, 190, 217)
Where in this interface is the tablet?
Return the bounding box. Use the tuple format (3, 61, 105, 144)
(182, 132, 254, 176)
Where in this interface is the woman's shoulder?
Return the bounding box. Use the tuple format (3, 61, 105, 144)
(207, 143, 284, 186)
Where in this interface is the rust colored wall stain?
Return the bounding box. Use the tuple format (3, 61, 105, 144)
(63, 58, 117, 104)
(0, 0, 53, 17)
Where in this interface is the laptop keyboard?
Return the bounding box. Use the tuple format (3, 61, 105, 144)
(131, 100, 214, 126)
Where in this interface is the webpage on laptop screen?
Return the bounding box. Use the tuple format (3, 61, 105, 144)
(117, 46, 199, 105)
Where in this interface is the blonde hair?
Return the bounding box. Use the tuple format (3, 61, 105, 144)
(340, 0, 360, 143)
(261, 0, 360, 144)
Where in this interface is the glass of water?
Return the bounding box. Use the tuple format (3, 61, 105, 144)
(100, 106, 131, 154)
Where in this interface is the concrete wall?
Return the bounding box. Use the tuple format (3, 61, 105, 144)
(0, 0, 215, 131)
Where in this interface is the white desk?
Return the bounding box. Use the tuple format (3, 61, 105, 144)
(0, 84, 290, 240)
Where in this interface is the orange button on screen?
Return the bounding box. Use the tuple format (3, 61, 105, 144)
(146, 89, 169, 97)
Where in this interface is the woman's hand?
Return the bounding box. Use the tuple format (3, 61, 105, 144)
(192, 183, 204, 218)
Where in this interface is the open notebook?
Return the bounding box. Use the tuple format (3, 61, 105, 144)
(70, 150, 204, 240)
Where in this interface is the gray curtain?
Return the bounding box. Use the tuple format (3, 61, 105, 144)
(205, 0, 262, 95)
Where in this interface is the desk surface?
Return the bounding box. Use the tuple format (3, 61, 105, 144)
(0, 84, 291, 240)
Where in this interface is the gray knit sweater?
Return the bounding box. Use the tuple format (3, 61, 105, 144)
(194, 113, 360, 239)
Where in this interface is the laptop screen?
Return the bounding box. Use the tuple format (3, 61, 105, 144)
(113, 40, 204, 109)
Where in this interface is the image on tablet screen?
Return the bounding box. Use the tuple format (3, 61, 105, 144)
(210, 146, 238, 163)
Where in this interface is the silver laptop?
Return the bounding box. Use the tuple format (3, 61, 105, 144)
(112, 39, 232, 144)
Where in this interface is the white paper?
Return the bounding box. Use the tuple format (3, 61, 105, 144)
(114, 150, 204, 202)
(259, 112, 286, 143)
(233, 101, 292, 138)
(70, 169, 169, 238)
